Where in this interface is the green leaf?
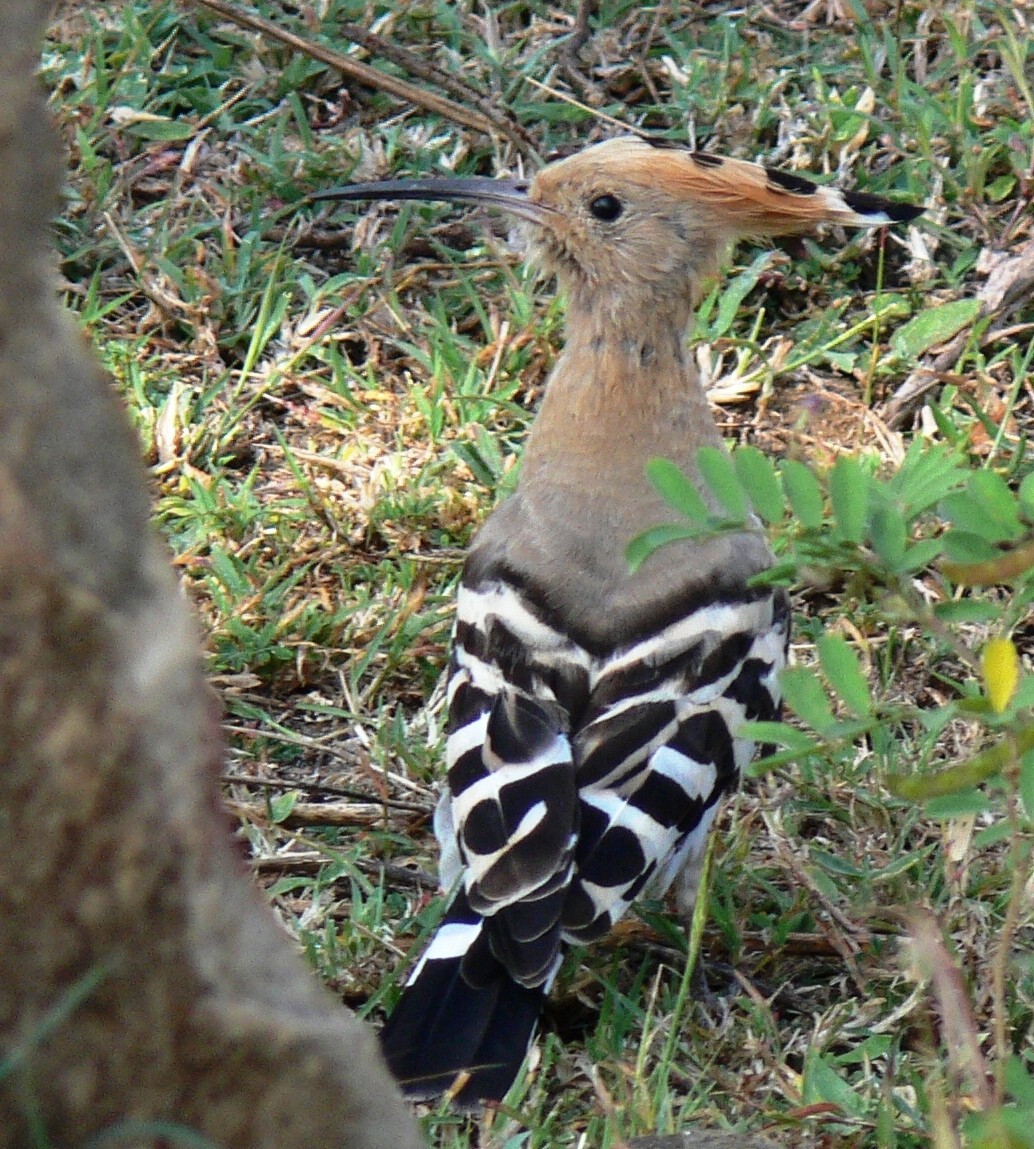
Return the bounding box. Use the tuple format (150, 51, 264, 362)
(802, 1051, 866, 1117)
(1005, 1054, 1034, 1107)
(1020, 748, 1034, 826)
(810, 847, 864, 877)
(836, 1033, 894, 1063)
(891, 298, 982, 359)
(972, 822, 1015, 850)
(626, 523, 698, 572)
(704, 250, 772, 339)
(998, 1111, 1034, 1148)
(267, 875, 318, 897)
(123, 118, 197, 141)
(738, 720, 819, 752)
(528, 101, 594, 124)
(1013, 675, 1034, 710)
(968, 470, 1025, 539)
(269, 790, 300, 824)
(829, 456, 868, 544)
(924, 790, 993, 818)
(1020, 472, 1034, 518)
(933, 600, 1001, 624)
(888, 439, 967, 514)
(696, 445, 747, 520)
(779, 666, 836, 735)
(957, 696, 994, 717)
(901, 537, 943, 571)
(870, 293, 913, 322)
(965, 1106, 1034, 1149)
(929, 400, 965, 443)
(733, 446, 785, 524)
(869, 500, 907, 569)
(780, 460, 824, 530)
(986, 173, 1018, 202)
(873, 850, 928, 880)
(817, 634, 872, 716)
(941, 487, 1020, 543)
(645, 457, 709, 522)
(747, 746, 820, 773)
(941, 530, 1001, 564)
(750, 560, 798, 586)
(209, 546, 251, 597)
(451, 439, 500, 487)
(823, 350, 858, 372)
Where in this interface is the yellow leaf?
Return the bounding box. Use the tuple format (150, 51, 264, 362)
(982, 637, 1020, 714)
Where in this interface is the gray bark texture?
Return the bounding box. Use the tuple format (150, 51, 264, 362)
(0, 4, 422, 1147)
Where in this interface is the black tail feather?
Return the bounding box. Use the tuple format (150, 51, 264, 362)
(379, 892, 545, 1104)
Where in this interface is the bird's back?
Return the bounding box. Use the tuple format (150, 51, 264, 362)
(452, 499, 788, 947)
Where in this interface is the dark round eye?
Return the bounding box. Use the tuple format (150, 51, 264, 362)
(588, 193, 623, 222)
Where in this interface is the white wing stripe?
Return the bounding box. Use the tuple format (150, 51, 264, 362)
(457, 581, 588, 657)
(450, 750, 572, 829)
(649, 746, 717, 801)
(446, 709, 491, 765)
(596, 598, 774, 680)
(405, 920, 481, 985)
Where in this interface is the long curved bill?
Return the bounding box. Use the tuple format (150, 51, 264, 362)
(309, 176, 548, 225)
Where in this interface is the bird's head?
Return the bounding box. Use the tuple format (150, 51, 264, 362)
(313, 135, 920, 330)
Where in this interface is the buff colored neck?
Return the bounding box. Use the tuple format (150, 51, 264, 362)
(520, 293, 722, 499)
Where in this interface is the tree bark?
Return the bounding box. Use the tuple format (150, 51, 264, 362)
(0, 4, 421, 1147)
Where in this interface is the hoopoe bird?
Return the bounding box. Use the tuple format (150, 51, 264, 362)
(314, 136, 920, 1104)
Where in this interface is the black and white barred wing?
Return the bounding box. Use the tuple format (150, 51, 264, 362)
(379, 576, 587, 1101)
(436, 576, 590, 987)
(562, 589, 789, 943)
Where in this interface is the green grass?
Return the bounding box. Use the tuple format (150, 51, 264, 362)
(42, 1, 1034, 1146)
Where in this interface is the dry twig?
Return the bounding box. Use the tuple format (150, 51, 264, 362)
(182, 0, 534, 154)
(226, 798, 421, 829)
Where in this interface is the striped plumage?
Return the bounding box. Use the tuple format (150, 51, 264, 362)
(314, 136, 921, 1104)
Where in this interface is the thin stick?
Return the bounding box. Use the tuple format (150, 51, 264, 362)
(183, 0, 532, 153)
(335, 18, 535, 152)
(226, 798, 423, 828)
(221, 771, 430, 814)
(251, 851, 436, 889)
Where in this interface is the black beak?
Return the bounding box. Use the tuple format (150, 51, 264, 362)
(309, 176, 547, 225)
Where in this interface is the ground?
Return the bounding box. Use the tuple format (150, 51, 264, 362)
(42, 1, 1034, 1146)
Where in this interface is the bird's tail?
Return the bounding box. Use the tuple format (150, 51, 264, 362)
(378, 888, 545, 1106)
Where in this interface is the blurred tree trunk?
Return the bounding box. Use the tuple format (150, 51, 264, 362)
(0, 4, 421, 1147)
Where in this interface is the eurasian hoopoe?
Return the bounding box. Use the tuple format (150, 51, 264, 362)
(314, 136, 921, 1105)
